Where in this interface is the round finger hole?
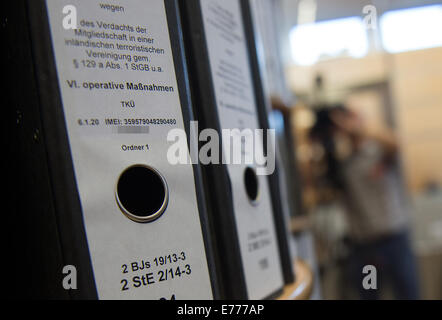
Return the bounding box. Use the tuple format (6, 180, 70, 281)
(116, 165, 168, 223)
(244, 167, 259, 204)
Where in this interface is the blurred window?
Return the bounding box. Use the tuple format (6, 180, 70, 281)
(380, 5, 442, 53)
(269, 110, 285, 134)
(289, 17, 368, 66)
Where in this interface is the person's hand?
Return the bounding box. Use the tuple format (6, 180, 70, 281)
(331, 108, 398, 158)
(330, 109, 363, 137)
(271, 96, 291, 117)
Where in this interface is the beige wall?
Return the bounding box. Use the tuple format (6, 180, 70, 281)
(391, 48, 442, 192)
(286, 47, 442, 193)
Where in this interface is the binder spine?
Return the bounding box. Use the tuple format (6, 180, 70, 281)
(178, 0, 249, 299)
(165, 0, 220, 299)
(240, 0, 295, 285)
(9, 0, 217, 299)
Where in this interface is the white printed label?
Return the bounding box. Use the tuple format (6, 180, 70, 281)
(200, 0, 283, 299)
(46, 0, 212, 299)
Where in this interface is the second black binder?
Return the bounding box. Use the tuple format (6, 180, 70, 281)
(180, 0, 286, 299)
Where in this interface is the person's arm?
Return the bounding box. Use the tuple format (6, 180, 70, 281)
(270, 96, 291, 117)
(364, 127, 399, 157)
(331, 110, 399, 157)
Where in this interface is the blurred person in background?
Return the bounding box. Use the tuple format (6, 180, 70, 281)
(310, 105, 420, 300)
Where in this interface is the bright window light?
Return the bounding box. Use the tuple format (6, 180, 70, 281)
(269, 110, 285, 134)
(380, 5, 442, 53)
(290, 17, 368, 66)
